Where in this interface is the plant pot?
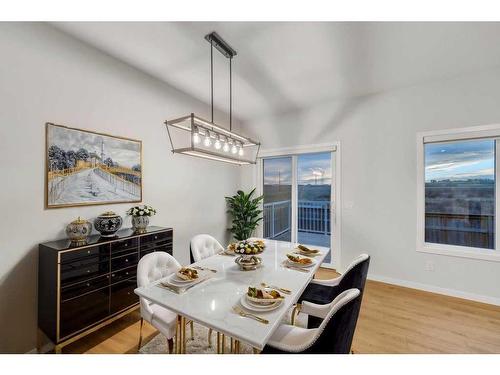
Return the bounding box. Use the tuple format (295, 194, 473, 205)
(132, 215, 149, 234)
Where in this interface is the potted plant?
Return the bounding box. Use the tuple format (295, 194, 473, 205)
(126, 205, 157, 234)
(225, 189, 264, 241)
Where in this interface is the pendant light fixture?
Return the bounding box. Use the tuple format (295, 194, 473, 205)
(165, 32, 260, 165)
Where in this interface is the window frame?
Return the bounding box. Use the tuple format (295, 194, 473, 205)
(416, 125, 500, 262)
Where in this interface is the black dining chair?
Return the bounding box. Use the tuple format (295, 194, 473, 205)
(262, 288, 361, 354)
(292, 253, 370, 328)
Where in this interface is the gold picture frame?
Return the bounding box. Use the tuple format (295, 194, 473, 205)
(45, 122, 143, 209)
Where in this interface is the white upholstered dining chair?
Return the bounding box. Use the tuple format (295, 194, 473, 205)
(137, 251, 193, 353)
(262, 288, 361, 354)
(190, 234, 224, 263)
(189, 234, 224, 347)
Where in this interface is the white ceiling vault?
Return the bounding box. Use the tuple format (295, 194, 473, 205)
(53, 22, 500, 123)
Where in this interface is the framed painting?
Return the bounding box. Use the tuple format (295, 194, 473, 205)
(45, 123, 142, 208)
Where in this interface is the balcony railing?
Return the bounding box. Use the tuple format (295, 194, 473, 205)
(263, 200, 331, 239)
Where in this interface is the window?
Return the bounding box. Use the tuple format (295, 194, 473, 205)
(417, 126, 500, 261)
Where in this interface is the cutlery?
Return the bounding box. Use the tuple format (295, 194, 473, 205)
(159, 282, 181, 294)
(260, 282, 291, 294)
(232, 306, 269, 324)
(282, 263, 309, 273)
(193, 265, 217, 273)
(218, 251, 236, 257)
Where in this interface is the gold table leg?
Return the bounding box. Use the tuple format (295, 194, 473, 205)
(234, 340, 240, 354)
(230, 337, 234, 353)
(175, 315, 187, 354)
(181, 316, 186, 354)
(175, 316, 180, 354)
(216, 332, 227, 354)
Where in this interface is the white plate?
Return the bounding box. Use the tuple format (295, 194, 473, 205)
(246, 287, 283, 304)
(240, 295, 282, 312)
(166, 273, 197, 286)
(296, 248, 321, 256)
(286, 257, 316, 268)
(175, 270, 200, 283)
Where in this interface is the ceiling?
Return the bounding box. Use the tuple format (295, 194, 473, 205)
(53, 22, 500, 122)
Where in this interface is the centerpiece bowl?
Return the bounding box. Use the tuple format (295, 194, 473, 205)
(232, 239, 265, 271)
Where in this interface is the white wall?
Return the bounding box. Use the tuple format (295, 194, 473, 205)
(0, 23, 240, 353)
(241, 67, 500, 305)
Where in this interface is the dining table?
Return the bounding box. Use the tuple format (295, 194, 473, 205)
(134, 238, 329, 353)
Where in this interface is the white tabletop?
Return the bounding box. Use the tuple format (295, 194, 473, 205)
(134, 239, 329, 350)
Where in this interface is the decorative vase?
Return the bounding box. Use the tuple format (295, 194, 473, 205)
(66, 217, 92, 246)
(132, 215, 149, 234)
(94, 211, 123, 237)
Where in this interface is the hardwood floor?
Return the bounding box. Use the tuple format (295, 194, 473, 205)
(63, 268, 500, 354)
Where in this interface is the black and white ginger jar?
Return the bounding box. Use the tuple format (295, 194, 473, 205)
(94, 211, 123, 237)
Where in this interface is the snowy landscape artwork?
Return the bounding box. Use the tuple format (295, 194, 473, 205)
(46, 123, 142, 208)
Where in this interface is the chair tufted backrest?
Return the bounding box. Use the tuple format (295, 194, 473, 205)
(190, 234, 224, 263)
(137, 252, 181, 288)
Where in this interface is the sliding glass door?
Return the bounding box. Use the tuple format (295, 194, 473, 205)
(262, 157, 292, 241)
(297, 152, 332, 263)
(262, 149, 337, 266)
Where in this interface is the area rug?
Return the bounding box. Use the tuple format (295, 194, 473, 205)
(139, 322, 253, 354)
(139, 310, 306, 354)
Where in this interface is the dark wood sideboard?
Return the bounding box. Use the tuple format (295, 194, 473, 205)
(38, 226, 173, 353)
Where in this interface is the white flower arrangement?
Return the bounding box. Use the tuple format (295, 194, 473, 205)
(126, 205, 157, 217)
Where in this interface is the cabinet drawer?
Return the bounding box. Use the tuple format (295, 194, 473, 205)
(61, 274, 109, 301)
(60, 261, 110, 287)
(151, 244, 172, 255)
(60, 288, 109, 339)
(60, 245, 109, 264)
(110, 266, 136, 285)
(111, 252, 138, 271)
(110, 238, 139, 257)
(110, 278, 138, 314)
(139, 248, 155, 258)
(141, 231, 171, 244)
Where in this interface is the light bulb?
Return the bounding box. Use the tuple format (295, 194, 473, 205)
(193, 132, 200, 144)
(223, 142, 230, 152)
(204, 134, 212, 147)
(214, 137, 221, 150)
(238, 146, 244, 156)
(231, 144, 238, 154)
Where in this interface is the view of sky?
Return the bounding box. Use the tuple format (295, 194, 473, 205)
(425, 139, 495, 182)
(298, 152, 332, 185)
(48, 125, 141, 168)
(263, 152, 332, 185)
(263, 157, 292, 185)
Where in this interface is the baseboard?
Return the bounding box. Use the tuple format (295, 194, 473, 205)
(368, 273, 500, 306)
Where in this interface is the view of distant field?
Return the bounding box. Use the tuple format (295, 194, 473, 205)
(425, 179, 494, 215)
(263, 184, 331, 203)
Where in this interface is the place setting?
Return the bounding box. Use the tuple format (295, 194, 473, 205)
(158, 266, 215, 294)
(281, 253, 317, 273)
(293, 244, 323, 257)
(233, 285, 290, 325)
